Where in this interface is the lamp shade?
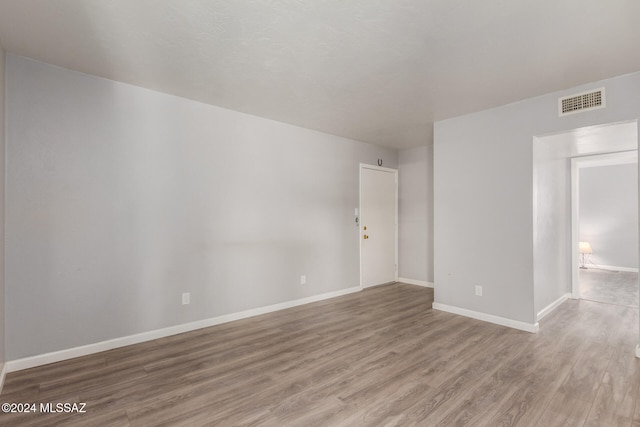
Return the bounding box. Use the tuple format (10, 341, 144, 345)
(579, 241, 592, 254)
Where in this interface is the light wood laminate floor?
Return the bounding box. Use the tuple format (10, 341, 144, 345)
(580, 268, 639, 308)
(1, 283, 639, 426)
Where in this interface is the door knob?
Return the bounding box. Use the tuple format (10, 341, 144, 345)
(363, 234, 369, 239)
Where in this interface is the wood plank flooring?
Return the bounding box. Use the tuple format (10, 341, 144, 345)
(1, 283, 639, 426)
(580, 268, 639, 308)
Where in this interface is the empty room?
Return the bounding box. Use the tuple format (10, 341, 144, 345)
(0, 1, 640, 426)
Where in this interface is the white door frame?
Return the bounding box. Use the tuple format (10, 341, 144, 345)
(570, 150, 638, 299)
(359, 163, 398, 289)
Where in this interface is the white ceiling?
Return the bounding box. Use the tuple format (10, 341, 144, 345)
(0, 0, 639, 150)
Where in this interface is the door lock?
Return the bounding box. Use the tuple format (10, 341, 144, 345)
(363, 234, 369, 239)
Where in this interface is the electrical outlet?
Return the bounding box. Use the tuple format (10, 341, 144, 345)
(182, 292, 190, 305)
(301, 275, 307, 285)
(475, 285, 483, 297)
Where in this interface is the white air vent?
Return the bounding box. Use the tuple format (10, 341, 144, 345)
(559, 88, 605, 116)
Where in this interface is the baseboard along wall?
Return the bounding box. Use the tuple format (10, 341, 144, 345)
(398, 277, 434, 288)
(537, 293, 571, 322)
(432, 302, 539, 333)
(0, 363, 6, 395)
(587, 265, 639, 273)
(5, 286, 362, 373)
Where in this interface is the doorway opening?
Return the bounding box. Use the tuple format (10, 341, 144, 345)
(572, 152, 638, 308)
(533, 120, 638, 322)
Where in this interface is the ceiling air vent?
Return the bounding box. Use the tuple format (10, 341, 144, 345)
(559, 88, 605, 116)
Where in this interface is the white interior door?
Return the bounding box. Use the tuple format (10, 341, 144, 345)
(360, 164, 398, 288)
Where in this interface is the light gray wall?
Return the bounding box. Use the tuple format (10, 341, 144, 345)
(580, 163, 638, 269)
(0, 42, 6, 366)
(532, 143, 571, 316)
(398, 145, 433, 283)
(4, 55, 397, 360)
(434, 71, 640, 325)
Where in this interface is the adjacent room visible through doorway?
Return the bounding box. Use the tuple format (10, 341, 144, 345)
(578, 153, 639, 308)
(533, 120, 639, 324)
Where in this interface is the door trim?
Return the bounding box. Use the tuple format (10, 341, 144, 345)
(359, 163, 398, 289)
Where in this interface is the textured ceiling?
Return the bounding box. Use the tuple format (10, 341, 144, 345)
(0, 0, 639, 149)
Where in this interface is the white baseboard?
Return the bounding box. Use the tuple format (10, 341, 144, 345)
(398, 277, 434, 288)
(6, 286, 361, 373)
(0, 362, 6, 394)
(537, 293, 571, 321)
(432, 302, 539, 333)
(587, 265, 639, 273)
